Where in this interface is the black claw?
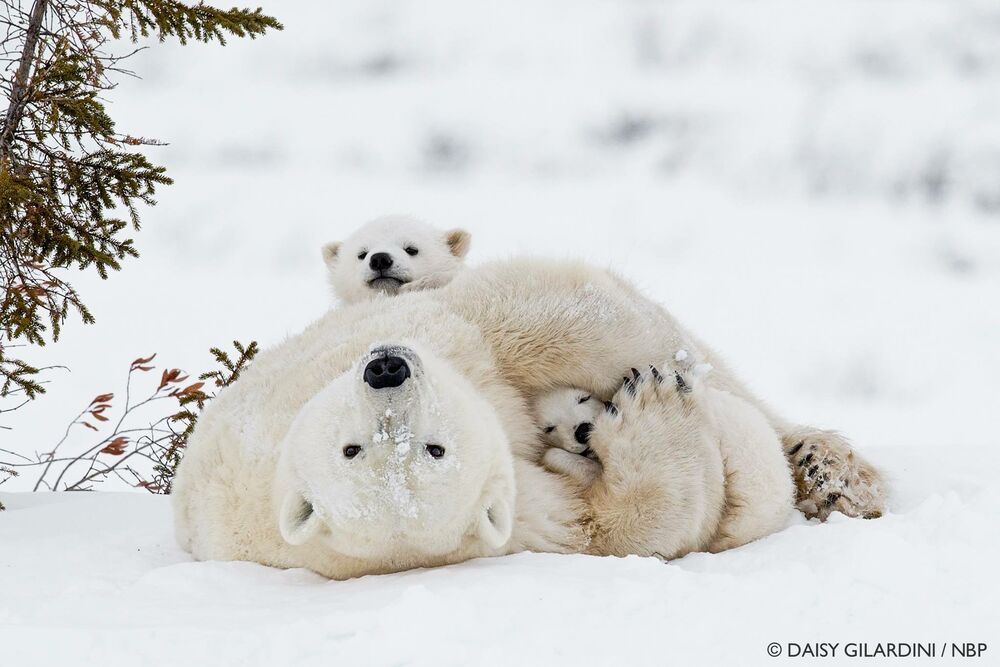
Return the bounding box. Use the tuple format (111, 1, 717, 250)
(674, 371, 690, 393)
(825, 492, 842, 507)
(631, 367, 642, 382)
(787, 441, 804, 457)
(807, 464, 819, 478)
(649, 365, 663, 383)
(604, 401, 619, 415)
(622, 376, 636, 396)
(802, 452, 814, 466)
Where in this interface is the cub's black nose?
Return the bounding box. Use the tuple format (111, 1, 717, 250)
(364, 355, 410, 389)
(369, 252, 393, 272)
(574, 422, 593, 445)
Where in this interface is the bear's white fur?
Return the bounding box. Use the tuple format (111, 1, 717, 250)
(322, 215, 470, 304)
(173, 258, 886, 578)
(536, 353, 794, 555)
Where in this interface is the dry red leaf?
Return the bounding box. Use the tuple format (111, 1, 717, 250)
(158, 368, 188, 390)
(100, 437, 129, 456)
(90, 392, 114, 405)
(81, 422, 98, 431)
(177, 382, 205, 397)
(131, 353, 156, 367)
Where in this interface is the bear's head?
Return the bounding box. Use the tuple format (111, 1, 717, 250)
(322, 215, 471, 304)
(275, 342, 515, 570)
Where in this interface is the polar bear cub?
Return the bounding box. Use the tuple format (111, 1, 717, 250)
(536, 351, 793, 554)
(322, 215, 471, 304)
(534, 388, 605, 486)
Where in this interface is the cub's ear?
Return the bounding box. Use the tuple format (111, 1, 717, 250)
(321, 241, 341, 267)
(445, 229, 471, 259)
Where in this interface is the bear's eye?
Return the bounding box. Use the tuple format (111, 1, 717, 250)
(343, 445, 362, 459)
(543, 425, 556, 434)
(426, 444, 445, 459)
(578, 395, 592, 404)
(404, 246, 419, 256)
(357, 250, 368, 260)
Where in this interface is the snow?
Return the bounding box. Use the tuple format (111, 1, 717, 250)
(2, 443, 998, 665)
(2, 0, 1000, 662)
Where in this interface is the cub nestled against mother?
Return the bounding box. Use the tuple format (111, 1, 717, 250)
(173, 257, 886, 579)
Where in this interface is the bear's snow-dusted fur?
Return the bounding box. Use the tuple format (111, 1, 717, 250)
(322, 215, 470, 304)
(172, 289, 588, 580)
(173, 258, 886, 578)
(534, 364, 795, 556)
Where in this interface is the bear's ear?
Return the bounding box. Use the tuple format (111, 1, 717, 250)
(477, 493, 513, 550)
(278, 490, 324, 546)
(445, 229, 471, 259)
(321, 241, 341, 267)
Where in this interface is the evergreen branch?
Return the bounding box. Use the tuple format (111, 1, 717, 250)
(0, 0, 278, 404)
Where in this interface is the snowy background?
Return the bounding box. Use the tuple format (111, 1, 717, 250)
(2, 0, 999, 664)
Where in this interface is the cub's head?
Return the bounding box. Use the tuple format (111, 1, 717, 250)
(534, 388, 603, 455)
(322, 215, 471, 304)
(275, 343, 514, 570)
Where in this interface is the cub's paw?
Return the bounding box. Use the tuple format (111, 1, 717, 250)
(785, 429, 887, 521)
(542, 447, 602, 487)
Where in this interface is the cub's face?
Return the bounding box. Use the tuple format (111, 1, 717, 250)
(323, 215, 471, 304)
(534, 388, 603, 455)
(276, 343, 514, 566)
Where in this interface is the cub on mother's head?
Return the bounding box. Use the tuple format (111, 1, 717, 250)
(322, 215, 471, 304)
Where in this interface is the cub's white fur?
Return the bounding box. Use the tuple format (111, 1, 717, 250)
(322, 215, 470, 304)
(173, 258, 886, 578)
(535, 354, 794, 554)
(534, 388, 604, 486)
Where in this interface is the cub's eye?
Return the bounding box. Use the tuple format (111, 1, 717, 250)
(543, 425, 556, 433)
(357, 250, 368, 260)
(405, 246, 419, 256)
(426, 444, 445, 459)
(343, 445, 361, 459)
(577, 395, 592, 404)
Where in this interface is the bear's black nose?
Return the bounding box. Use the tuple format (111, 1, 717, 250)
(369, 252, 393, 272)
(574, 422, 593, 445)
(364, 355, 410, 389)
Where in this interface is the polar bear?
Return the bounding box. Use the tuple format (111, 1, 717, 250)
(173, 291, 587, 580)
(323, 219, 791, 548)
(172, 258, 886, 578)
(322, 215, 471, 304)
(536, 353, 794, 553)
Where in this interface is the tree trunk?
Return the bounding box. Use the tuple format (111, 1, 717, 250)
(0, 0, 49, 166)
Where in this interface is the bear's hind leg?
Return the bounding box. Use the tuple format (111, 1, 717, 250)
(784, 428, 886, 520)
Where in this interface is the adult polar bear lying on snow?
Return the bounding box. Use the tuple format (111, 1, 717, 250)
(173, 259, 886, 579)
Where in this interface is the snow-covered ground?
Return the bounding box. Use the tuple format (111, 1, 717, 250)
(2, 443, 998, 665)
(2, 0, 999, 663)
